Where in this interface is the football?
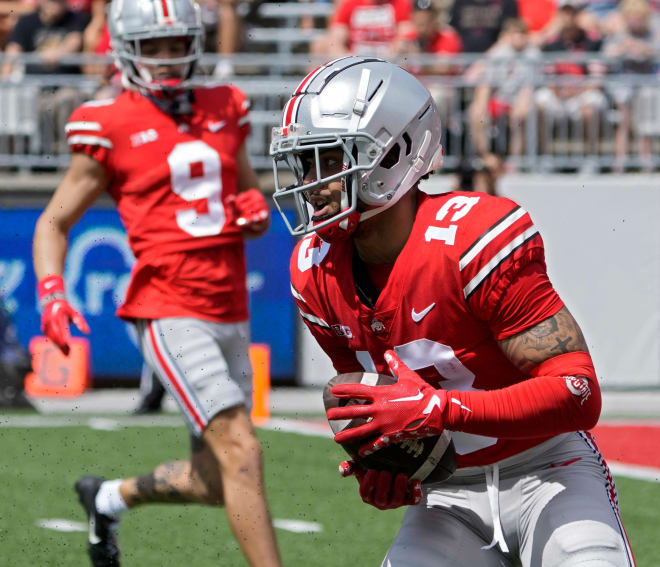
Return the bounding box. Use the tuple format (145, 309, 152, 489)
(323, 372, 457, 484)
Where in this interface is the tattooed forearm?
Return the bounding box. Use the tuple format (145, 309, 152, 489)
(498, 306, 589, 374)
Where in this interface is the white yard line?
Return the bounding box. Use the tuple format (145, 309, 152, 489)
(38, 517, 322, 535)
(608, 463, 660, 483)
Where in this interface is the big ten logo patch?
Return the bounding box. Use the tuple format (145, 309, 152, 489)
(332, 324, 353, 338)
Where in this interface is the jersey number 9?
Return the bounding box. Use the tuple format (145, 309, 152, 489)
(168, 140, 225, 237)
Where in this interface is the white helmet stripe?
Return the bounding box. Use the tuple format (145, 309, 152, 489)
(349, 68, 371, 131)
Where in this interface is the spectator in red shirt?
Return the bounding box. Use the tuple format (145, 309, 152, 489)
(311, 0, 413, 59)
(396, 0, 462, 57)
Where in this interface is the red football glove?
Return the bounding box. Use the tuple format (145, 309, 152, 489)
(339, 459, 422, 510)
(38, 275, 89, 356)
(228, 189, 270, 235)
(327, 350, 448, 456)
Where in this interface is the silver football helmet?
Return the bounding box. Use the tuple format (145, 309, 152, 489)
(270, 56, 444, 239)
(108, 0, 203, 92)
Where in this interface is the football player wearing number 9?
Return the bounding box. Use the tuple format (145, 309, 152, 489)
(32, 1, 281, 566)
(271, 56, 635, 566)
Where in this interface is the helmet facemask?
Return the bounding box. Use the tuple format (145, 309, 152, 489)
(124, 36, 199, 92)
(271, 126, 384, 239)
(115, 33, 202, 94)
(108, 0, 204, 96)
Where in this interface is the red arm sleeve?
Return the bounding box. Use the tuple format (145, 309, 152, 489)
(443, 351, 602, 438)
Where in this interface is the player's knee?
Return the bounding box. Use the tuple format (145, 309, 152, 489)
(542, 520, 628, 566)
(213, 431, 264, 476)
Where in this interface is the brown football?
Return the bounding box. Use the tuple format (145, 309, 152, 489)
(323, 372, 457, 484)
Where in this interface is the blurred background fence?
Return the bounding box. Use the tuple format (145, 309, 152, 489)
(0, 52, 659, 174)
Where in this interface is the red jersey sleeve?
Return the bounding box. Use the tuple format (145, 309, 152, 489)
(230, 86, 251, 145)
(290, 238, 361, 374)
(488, 261, 564, 340)
(65, 102, 115, 177)
(456, 194, 562, 333)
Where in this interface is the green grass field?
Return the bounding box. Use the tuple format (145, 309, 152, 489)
(1, 422, 658, 566)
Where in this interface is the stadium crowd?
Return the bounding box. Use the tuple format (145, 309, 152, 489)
(0, 0, 659, 173)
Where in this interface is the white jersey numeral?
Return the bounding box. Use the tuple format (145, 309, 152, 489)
(297, 236, 330, 272)
(425, 196, 480, 245)
(168, 140, 226, 237)
(357, 337, 496, 455)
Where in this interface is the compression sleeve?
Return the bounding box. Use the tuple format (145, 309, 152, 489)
(443, 351, 601, 438)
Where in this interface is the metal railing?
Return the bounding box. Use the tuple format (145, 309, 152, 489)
(0, 52, 658, 174)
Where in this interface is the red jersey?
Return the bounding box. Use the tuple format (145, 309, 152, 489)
(332, 0, 411, 56)
(290, 192, 564, 468)
(65, 85, 251, 323)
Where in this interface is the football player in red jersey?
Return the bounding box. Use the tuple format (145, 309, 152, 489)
(32, 2, 281, 566)
(271, 57, 636, 566)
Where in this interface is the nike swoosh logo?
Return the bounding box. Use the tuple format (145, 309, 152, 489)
(411, 302, 436, 323)
(390, 390, 423, 403)
(44, 280, 57, 290)
(88, 514, 101, 545)
(208, 120, 226, 132)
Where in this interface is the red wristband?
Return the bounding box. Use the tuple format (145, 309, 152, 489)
(37, 274, 66, 305)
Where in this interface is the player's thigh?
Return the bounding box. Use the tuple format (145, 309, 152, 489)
(382, 501, 515, 567)
(210, 319, 253, 406)
(136, 317, 250, 437)
(521, 436, 634, 567)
